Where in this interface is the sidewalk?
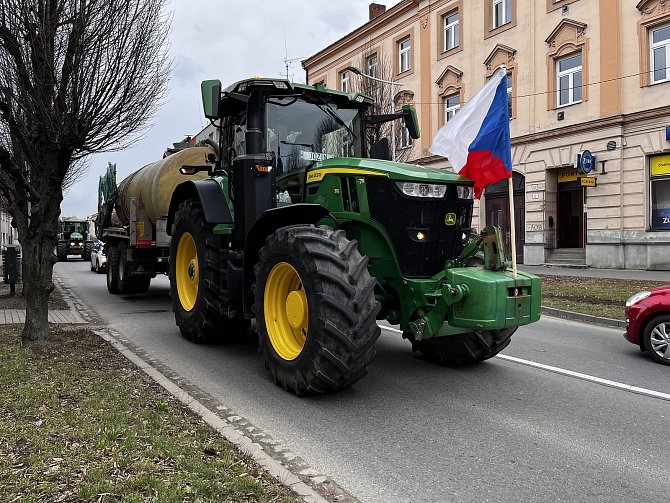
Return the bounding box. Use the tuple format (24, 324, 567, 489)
(520, 264, 670, 283)
(0, 308, 86, 325)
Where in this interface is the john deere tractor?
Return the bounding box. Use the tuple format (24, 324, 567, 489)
(57, 219, 93, 262)
(159, 77, 541, 395)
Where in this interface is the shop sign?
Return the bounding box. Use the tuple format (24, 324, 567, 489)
(576, 150, 595, 174)
(558, 167, 578, 183)
(651, 154, 670, 176)
(580, 177, 596, 187)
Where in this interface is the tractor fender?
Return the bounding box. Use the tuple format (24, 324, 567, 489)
(166, 179, 232, 235)
(241, 203, 332, 316)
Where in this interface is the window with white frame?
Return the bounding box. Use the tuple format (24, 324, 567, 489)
(400, 123, 412, 148)
(444, 94, 460, 123)
(399, 37, 411, 73)
(651, 24, 670, 84)
(367, 54, 378, 80)
(556, 53, 582, 107)
(493, 0, 512, 29)
(341, 70, 350, 93)
(443, 11, 459, 52)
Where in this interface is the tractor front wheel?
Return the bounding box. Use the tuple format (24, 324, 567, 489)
(170, 200, 248, 343)
(82, 242, 93, 261)
(255, 225, 381, 395)
(409, 328, 517, 366)
(56, 242, 67, 262)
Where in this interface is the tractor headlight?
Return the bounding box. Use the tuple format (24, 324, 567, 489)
(625, 291, 651, 307)
(457, 186, 474, 199)
(396, 182, 447, 199)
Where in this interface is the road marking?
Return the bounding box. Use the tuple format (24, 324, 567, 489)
(379, 325, 670, 402)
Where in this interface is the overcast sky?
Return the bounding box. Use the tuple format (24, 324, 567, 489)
(61, 0, 402, 219)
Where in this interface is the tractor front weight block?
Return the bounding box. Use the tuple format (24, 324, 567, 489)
(406, 267, 541, 341)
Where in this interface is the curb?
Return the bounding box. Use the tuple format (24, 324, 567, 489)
(51, 275, 353, 503)
(541, 306, 626, 329)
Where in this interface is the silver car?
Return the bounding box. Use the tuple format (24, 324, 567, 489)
(90, 244, 107, 274)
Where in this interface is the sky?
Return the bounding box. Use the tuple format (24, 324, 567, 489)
(61, 0, 402, 219)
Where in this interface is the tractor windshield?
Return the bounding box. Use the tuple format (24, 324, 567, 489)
(266, 96, 363, 176)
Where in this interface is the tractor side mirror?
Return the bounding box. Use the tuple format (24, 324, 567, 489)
(402, 104, 420, 140)
(201, 79, 222, 119)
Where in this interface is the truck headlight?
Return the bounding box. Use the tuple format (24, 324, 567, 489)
(626, 291, 651, 307)
(396, 182, 447, 199)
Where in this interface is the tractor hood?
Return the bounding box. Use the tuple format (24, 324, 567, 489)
(317, 157, 473, 185)
(69, 232, 83, 240)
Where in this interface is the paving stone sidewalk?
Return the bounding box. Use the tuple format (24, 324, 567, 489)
(0, 308, 86, 325)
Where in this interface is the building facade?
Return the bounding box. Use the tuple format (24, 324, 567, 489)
(0, 204, 16, 251)
(302, 0, 670, 269)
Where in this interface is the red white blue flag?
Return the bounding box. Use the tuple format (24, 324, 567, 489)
(430, 67, 512, 198)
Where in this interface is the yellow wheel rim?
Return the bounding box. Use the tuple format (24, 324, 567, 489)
(176, 232, 198, 311)
(264, 262, 308, 361)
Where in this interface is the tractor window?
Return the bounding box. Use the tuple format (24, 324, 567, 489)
(219, 110, 248, 161)
(266, 97, 362, 176)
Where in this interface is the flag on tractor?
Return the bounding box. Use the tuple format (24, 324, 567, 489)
(430, 67, 512, 198)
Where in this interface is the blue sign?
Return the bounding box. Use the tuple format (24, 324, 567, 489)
(578, 150, 594, 174)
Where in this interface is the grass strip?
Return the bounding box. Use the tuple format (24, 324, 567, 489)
(0, 326, 298, 503)
(539, 275, 667, 320)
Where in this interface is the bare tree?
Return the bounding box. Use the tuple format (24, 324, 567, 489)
(349, 46, 414, 163)
(0, 0, 171, 343)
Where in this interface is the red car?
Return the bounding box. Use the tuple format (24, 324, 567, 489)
(625, 286, 670, 366)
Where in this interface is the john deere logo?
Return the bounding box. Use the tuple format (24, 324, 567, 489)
(445, 213, 457, 226)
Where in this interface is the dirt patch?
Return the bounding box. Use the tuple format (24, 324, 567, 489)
(0, 281, 69, 310)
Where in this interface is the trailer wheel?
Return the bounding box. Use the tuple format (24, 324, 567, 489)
(170, 200, 247, 343)
(408, 327, 517, 366)
(255, 225, 381, 395)
(56, 242, 67, 262)
(106, 246, 120, 294)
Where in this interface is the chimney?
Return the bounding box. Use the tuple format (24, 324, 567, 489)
(369, 3, 386, 21)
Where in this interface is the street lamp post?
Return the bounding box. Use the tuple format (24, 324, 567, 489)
(345, 66, 403, 162)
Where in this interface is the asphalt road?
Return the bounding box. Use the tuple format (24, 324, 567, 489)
(55, 260, 670, 503)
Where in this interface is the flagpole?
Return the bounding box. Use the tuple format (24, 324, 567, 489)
(508, 176, 517, 279)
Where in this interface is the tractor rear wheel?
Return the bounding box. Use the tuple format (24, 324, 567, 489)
(409, 327, 517, 366)
(170, 200, 247, 343)
(255, 225, 381, 395)
(57, 242, 67, 262)
(106, 246, 120, 294)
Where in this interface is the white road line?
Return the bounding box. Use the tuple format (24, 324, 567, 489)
(379, 325, 670, 402)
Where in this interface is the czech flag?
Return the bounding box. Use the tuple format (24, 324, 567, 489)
(430, 67, 512, 198)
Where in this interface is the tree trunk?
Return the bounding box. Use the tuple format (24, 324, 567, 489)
(21, 232, 57, 344)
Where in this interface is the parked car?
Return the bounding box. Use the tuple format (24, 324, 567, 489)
(624, 286, 670, 365)
(90, 244, 107, 274)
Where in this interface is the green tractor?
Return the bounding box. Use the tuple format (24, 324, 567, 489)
(57, 219, 94, 262)
(165, 77, 541, 395)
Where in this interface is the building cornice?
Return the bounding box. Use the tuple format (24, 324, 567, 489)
(303, 0, 440, 71)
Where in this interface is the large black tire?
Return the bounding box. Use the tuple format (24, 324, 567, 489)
(56, 242, 67, 262)
(106, 246, 120, 294)
(255, 225, 381, 395)
(642, 315, 670, 366)
(116, 241, 151, 294)
(408, 327, 517, 366)
(169, 200, 248, 343)
(82, 242, 93, 262)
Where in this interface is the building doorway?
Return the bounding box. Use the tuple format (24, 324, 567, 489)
(557, 180, 585, 248)
(484, 171, 525, 264)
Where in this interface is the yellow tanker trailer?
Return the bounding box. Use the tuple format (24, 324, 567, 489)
(97, 145, 212, 294)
